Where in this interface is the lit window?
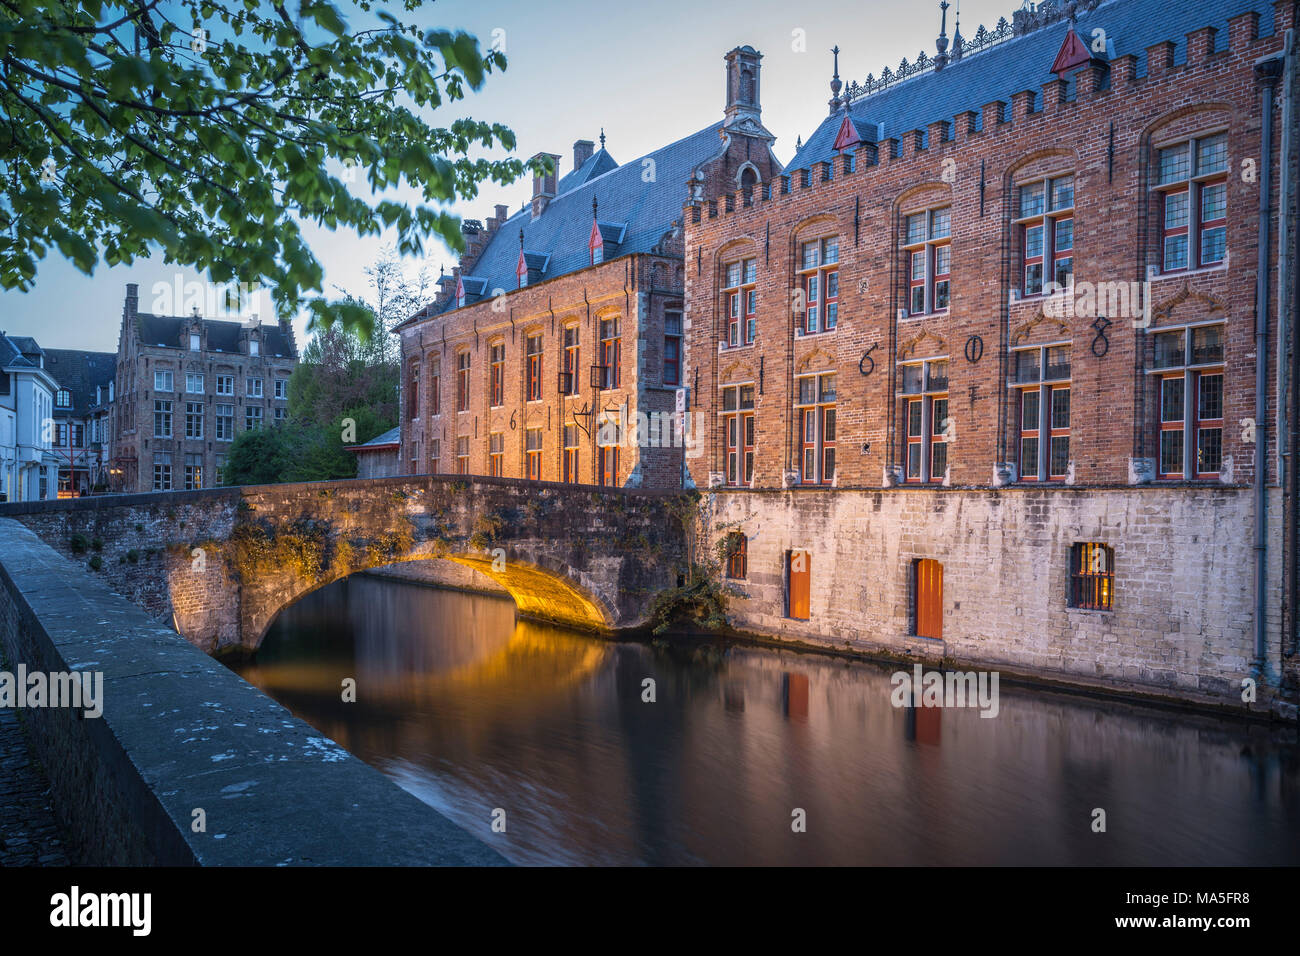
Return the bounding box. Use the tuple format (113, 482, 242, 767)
(1070, 542, 1114, 610)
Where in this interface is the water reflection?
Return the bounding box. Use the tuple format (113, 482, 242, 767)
(234, 574, 1300, 866)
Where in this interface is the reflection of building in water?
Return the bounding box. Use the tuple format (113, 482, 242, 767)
(238, 581, 1300, 866)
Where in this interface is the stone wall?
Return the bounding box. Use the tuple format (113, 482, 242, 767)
(0, 476, 690, 655)
(703, 486, 1295, 717)
(0, 518, 507, 865)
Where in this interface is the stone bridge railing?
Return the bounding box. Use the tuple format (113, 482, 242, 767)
(0, 476, 693, 656)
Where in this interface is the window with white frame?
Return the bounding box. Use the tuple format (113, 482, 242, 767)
(154, 370, 174, 392)
(797, 238, 838, 335)
(721, 383, 756, 486)
(1156, 132, 1227, 273)
(1152, 323, 1225, 479)
(795, 373, 836, 484)
(904, 206, 951, 316)
(186, 372, 204, 394)
(247, 377, 262, 398)
(723, 257, 757, 347)
(216, 374, 233, 396)
(1016, 175, 1074, 297)
(1012, 344, 1071, 481)
(900, 358, 949, 483)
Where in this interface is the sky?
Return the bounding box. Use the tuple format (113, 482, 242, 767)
(0, 0, 1018, 353)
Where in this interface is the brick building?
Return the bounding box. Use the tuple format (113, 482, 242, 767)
(394, 46, 782, 488)
(684, 0, 1299, 712)
(110, 284, 298, 493)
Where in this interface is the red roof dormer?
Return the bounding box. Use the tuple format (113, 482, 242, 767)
(1050, 26, 1091, 77)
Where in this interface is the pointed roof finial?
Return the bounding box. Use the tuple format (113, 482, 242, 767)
(953, 0, 965, 60)
(828, 45, 844, 112)
(599, 128, 606, 149)
(935, 0, 951, 69)
(519, 227, 524, 248)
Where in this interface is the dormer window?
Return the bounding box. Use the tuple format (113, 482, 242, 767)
(589, 217, 603, 265)
(249, 339, 260, 356)
(455, 275, 466, 309)
(189, 332, 201, 351)
(56, 388, 71, 408)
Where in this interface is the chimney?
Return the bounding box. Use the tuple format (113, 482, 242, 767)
(573, 139, 594, 169)
(530, 152, 560, 219)
(724, 46, 763, 129)
(495, 203, 509, 227)
(124, 283, 139, 320)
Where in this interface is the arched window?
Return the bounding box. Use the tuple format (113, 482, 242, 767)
(740, 167, 758, 190)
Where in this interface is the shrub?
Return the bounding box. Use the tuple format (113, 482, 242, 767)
(88, 555, 103, 572)
(69, 532, 89, 554)
(126, 550, 140, 564)
(91, 537, 103, 552)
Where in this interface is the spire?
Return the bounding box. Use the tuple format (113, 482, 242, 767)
(599, 128, 606, 149)
(828, 45, 843, 112)
(935, 0, 951, 70)
(952, 1, 964, 61)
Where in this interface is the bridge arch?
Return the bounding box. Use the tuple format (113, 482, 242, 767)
(241, 547, 619, 654)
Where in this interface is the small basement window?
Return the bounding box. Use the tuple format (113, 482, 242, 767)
(1070, 542, 1114, 610)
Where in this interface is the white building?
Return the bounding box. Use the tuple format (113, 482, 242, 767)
(0, 333, 60, 502)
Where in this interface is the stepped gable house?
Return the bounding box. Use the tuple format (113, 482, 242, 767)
(682, 0, 1300, 713)
(394, 46, 782, 488)
(110, 284, 298, 493)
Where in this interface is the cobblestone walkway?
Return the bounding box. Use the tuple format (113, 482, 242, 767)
(0, 705, 73, 866)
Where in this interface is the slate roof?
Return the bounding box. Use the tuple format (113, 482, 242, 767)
(420, 125, 722, 320)
(0, 333, 35, 370)
(43, 349, 116, 416)
(349, 425, 401, 451)
(134, 314, 296, 358)
(789, 0, 1277, 172)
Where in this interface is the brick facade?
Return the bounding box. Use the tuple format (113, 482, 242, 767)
(396, 47, 782, 488)
(682, 0, 1298, 712)
(110, 284, 298, 493)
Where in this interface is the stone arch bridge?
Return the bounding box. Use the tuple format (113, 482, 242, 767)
(0, 476, 692, 656)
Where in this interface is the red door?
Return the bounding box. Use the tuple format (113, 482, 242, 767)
(915, 559, 943, 639)
(788, 550, 811, 620)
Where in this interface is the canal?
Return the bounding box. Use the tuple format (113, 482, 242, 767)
(233, 573, 1300, 866)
